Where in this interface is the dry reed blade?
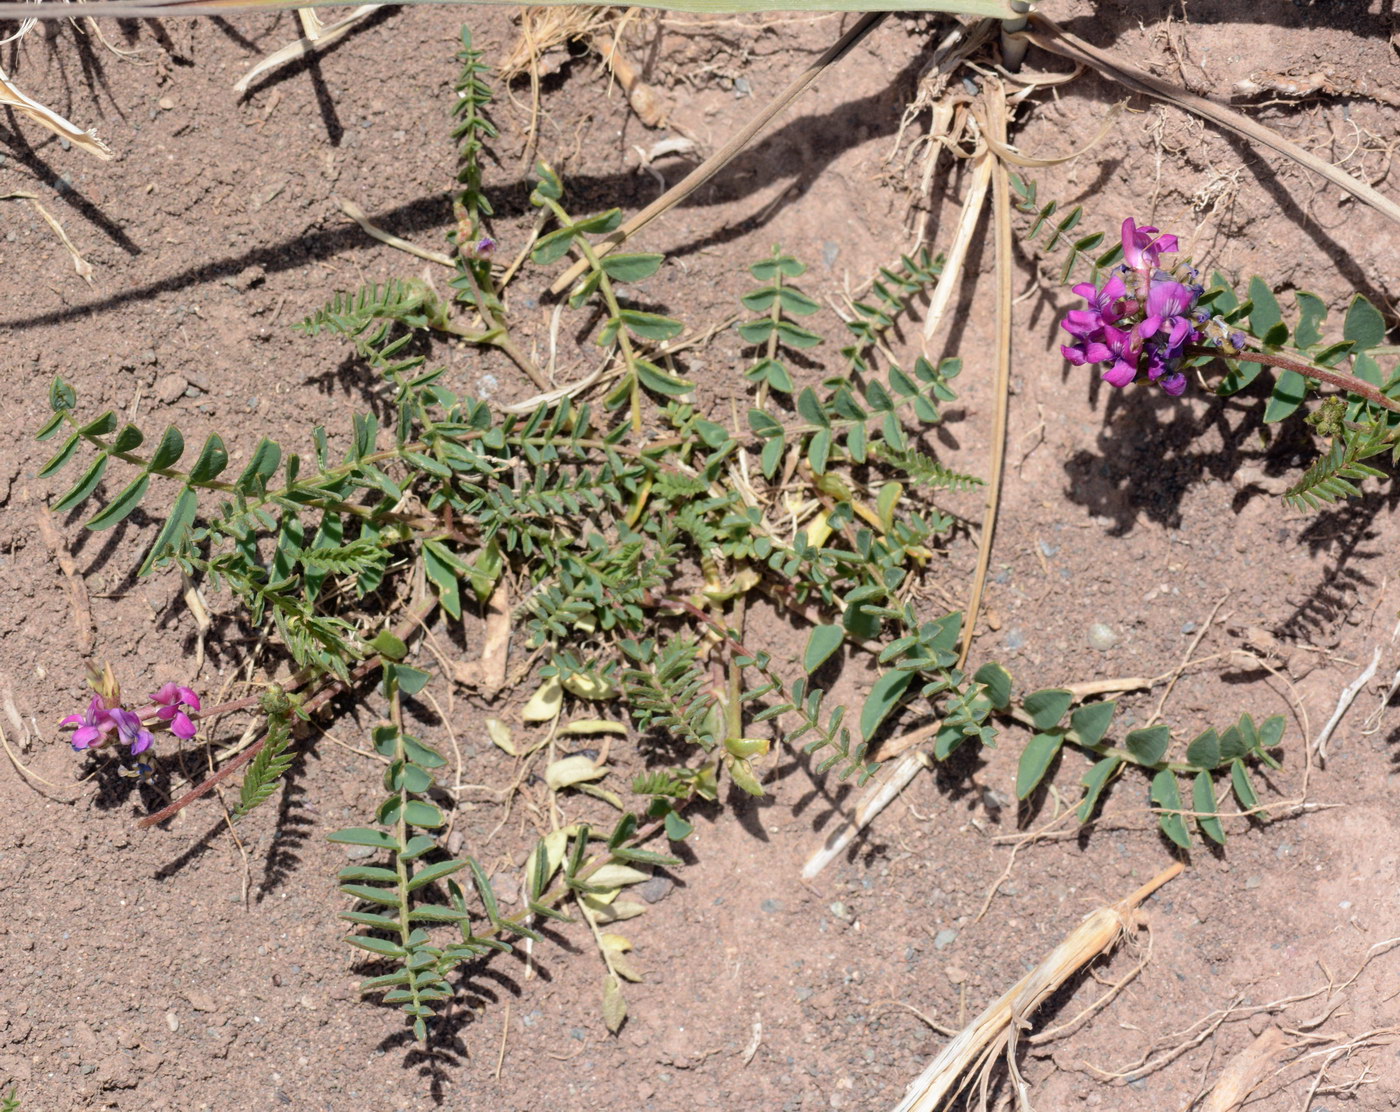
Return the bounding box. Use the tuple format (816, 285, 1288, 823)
(0, 66, 111, 160)
(889, 861, 1185, 1112)
(2, 191, 95, 282)
(1194, 1026, 1291, 1112)
(548, 9, 890, 296)
(233, 4, 378, 94)
(1019, 12, 1400, 228)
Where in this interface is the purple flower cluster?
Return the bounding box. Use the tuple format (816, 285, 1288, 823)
(1060, 219, 1241, 397)
(60, 683, 201, 756)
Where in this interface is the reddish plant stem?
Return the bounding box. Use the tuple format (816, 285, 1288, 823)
(136, 597, 439, 830)
(1193, 346, 1400, 415)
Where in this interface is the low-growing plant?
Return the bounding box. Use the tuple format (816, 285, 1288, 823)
(37, 26, 1301, 1050)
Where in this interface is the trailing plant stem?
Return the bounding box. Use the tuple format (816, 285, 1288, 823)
(1193, 346, 1400, 415)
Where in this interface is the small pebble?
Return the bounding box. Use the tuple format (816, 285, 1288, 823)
(932, 928, 957, 951)
(1181, 621, 1197, 634)
(1003, 628, 1027, 651)
(1088, 623, 1117, 651)
(1245, 875, 1262, 890)
(158, 97, 175, 111)
(637, 874, 673, 904)
(760, 898, 784, 914)
(164, 1012, 179, 1033)
(822, 241, 840, 268)
(733, 76, 752, 97)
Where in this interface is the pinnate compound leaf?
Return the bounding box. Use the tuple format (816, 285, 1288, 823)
(1015, 732, 1063, 799)
(1150, 769, 1190, 849)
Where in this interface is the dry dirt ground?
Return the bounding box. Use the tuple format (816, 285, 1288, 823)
(2, 1, 1400, 1110)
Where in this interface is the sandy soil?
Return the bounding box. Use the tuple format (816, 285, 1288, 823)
(2, 2, 1400, 1109)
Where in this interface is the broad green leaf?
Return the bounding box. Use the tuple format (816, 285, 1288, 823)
(1193, 771, 1225, 845)
(337, 865, 399, 883)
(37, 433, 81, 479)
(750, 254, 806, 281)
(86, 473, 149, 531)
(368, 630, 407, 660)
(572, 208, 623, 235)
(1069, 700, 1116, 747)
(1023, 688, 1072, 731)
(737, 318, 774, 344)
(1077, 756, 1121, 822)
(235, 437, 282, 492)
(1262, 370, 1307, 423)
(138, 487, 198, 575)
(803, 625, 844, 674)
(633, 359, 694, 397)
(389, 663, 432, 696)
(972, 662, 1012, 710)
(663, 810, 693, 841)
(600, 253, 663, 282)
(35, 411, 65, 441)
(339, 883, 404, 908)
(78, 410, 117, 437)
(147, 425, 185, 471)
(1216, 360, 1263, 395)
(1185, 727, 1221, 770)
(52, 453, 108, 512)
(422, 541, 462, 621)
(1293, 291, 1327, 348)
(796, 387, 828, 427)
(1015, 731, 1063, 800)
(807, 428, 832, 473)
(1247, 277, 1283, 343)
(860, 670, 914, 741)
(50, 376, 76, 411)
(345, 936, 406, 958)
(745, 358, 794, 393)
(532, 226, 575, 265)
(1343, 293, 1385, 352)
(619, 310, 683, 341)
(1258, 715, 1285, 749)
(403, 800, 445, 829)
(776, 286, 821, 316)
(187, 433, 229, 483)
(112, 423, 144, 453)
(1230, 759, 1260, 811)
(1150, 769, 1190, 849)
(1124, 724, 1170, 766)
(328, 827, 401, 850)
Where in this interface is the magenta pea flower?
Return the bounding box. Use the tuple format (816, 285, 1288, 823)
(109, 708, 155, 756)
(150, 683, 201, 740)
(1120, 218, 1178, 273)
(60, 695, 117, 751)
(1060, 217, 1240, 397)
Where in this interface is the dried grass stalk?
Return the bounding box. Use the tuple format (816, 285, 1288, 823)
(889, 861, 1184, 1112)
(0, 66, 111, 160)
(232, 4, 378, 94)
(1194, 1025, 1290, 1112)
